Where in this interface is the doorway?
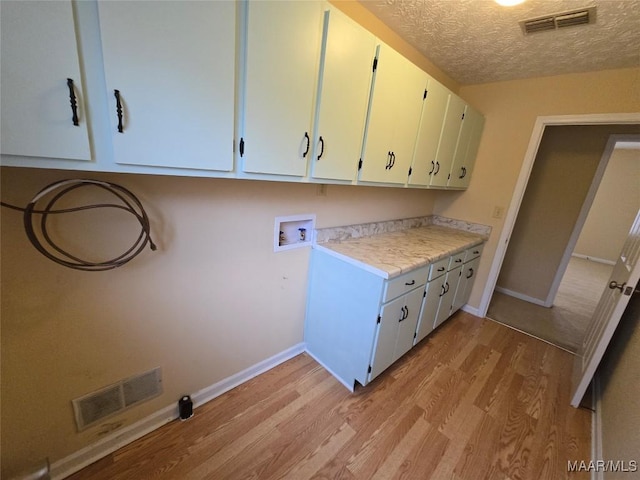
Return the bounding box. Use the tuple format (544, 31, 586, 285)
(479, 115, 640, 351)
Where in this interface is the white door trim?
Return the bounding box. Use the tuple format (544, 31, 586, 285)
(478, 113, 640, 318)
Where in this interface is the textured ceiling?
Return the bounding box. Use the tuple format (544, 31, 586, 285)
(359, 0, 640, 85)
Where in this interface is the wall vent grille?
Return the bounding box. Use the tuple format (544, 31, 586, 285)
(72, 367, 162, 431)
(520, 6, 597, 35)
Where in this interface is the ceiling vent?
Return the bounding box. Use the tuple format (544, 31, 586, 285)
(520, 6, 597, 35)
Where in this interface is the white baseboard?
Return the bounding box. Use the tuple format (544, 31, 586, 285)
(461, 304, 483, 317)
(494, 286, 551, 307)
(572, 253, 616, 266)
(50, 342, 306, 480)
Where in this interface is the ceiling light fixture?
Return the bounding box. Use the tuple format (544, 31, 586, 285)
(495, 0, 526, 6)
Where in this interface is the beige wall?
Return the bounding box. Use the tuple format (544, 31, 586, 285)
(434, 67, 640, 309)
(575, 147, 640, 263)
(598, 292, 640, 476)
(0, 168, 437, 476)
(497, 125, 638, 302)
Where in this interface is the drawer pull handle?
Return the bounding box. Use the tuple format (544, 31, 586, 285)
(467, 267, 474, 279)
(317, 136, 324, 160)
(302, 132, 310, 158)
(455, 258, 462, 263)
(473, 250, 479, 254)
(437, 267, 445, 272)
(67, 78, 79, 126)
(114, 89, 124, 133)
(405, 280, 415, 286)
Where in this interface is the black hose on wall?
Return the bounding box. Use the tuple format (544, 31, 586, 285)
(1, 179, 156, 271)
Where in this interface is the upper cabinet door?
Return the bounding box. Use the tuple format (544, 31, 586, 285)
(359, 43, 426, 185)
(310, 6, 376, 182)
(98, 1, 235, 171)
(408, 78, 451, 186)
(1, 0, 91, 161)
(447, 106, 485, 189)
(429, 94, 465, 187)
(241, 1, 323, 177)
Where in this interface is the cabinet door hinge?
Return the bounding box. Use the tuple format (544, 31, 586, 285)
(423, 290, 426, 298)
(376, 315, 381, 324)
(368, 365, 372, 373)
(358, 158, 363, 170)
(408, 166, 412, 176)
(239, 137, 245, 157)
(372, 57, 378, 72)
(414, 332, 417, 339)
(423, 89, 428, 100)
(447, 173, 451, 180)
(461, 112, 465, 120)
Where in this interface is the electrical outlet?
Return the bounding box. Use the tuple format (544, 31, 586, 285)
(492, 206, 505, 219)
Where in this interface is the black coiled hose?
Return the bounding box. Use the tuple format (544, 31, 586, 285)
(1, 179, 156, 271)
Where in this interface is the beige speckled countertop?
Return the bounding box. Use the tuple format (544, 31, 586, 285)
(314, 225, 487, 279)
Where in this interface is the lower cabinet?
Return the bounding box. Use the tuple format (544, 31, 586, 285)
(369, 283, 425, 381)
(305, 243, 483, 390)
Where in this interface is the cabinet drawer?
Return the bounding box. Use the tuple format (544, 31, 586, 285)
(428, 257, 449, 281)
(464, 243, 484, 262)
(449, 251, 466, 270)
(383, 265, 429, 303)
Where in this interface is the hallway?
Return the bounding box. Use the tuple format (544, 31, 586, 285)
(487, 256, 613, 352)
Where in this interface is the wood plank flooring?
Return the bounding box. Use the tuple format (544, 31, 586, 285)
(68, 313, 591, 480)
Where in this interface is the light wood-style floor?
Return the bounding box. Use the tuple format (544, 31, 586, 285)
(68, 313, 591, 480)
(488, 257, 613, 352)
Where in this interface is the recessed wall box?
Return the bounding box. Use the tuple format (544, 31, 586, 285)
(274, 214, 316, 252)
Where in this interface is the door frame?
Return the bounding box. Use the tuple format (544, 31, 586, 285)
(478, 113, 640, 318)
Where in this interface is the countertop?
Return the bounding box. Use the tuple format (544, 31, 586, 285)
(314, 225, 487, 279)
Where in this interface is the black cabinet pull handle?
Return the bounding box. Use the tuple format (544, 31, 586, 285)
(317, 136, 324, 160)
(437, 267, 445, 272)
(67, 78, 79, 126)
(405, 280, 415, 286)
(467, 267, 474, 279)
(434, 161, 440, 175)
(444, 281, 450, 294)
(455, 258, 462, 263)
(462, 167, 467, 178)
(389, 152, 396, 169)
(385, 151, 392, 169)
(399, 306, 408, 322)
(439, 284, 446, 297)
(429, 161, 435, 175)
(114, 89, 124, 133)
(239, 138, 245, 157)
(302, 132, 310, 158)
(459, 167, 465, 179)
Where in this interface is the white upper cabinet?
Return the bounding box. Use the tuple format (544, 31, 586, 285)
(240, 1, 323, 177)
(447, 105, 485, 189)
(310, 6, 376, 182)
(359, 43, 426, 185)
(0, 0, 92, 161)
(408, 78, 451, 186)
(98, 1, 235, 171)
(429, 94, 465, 187)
